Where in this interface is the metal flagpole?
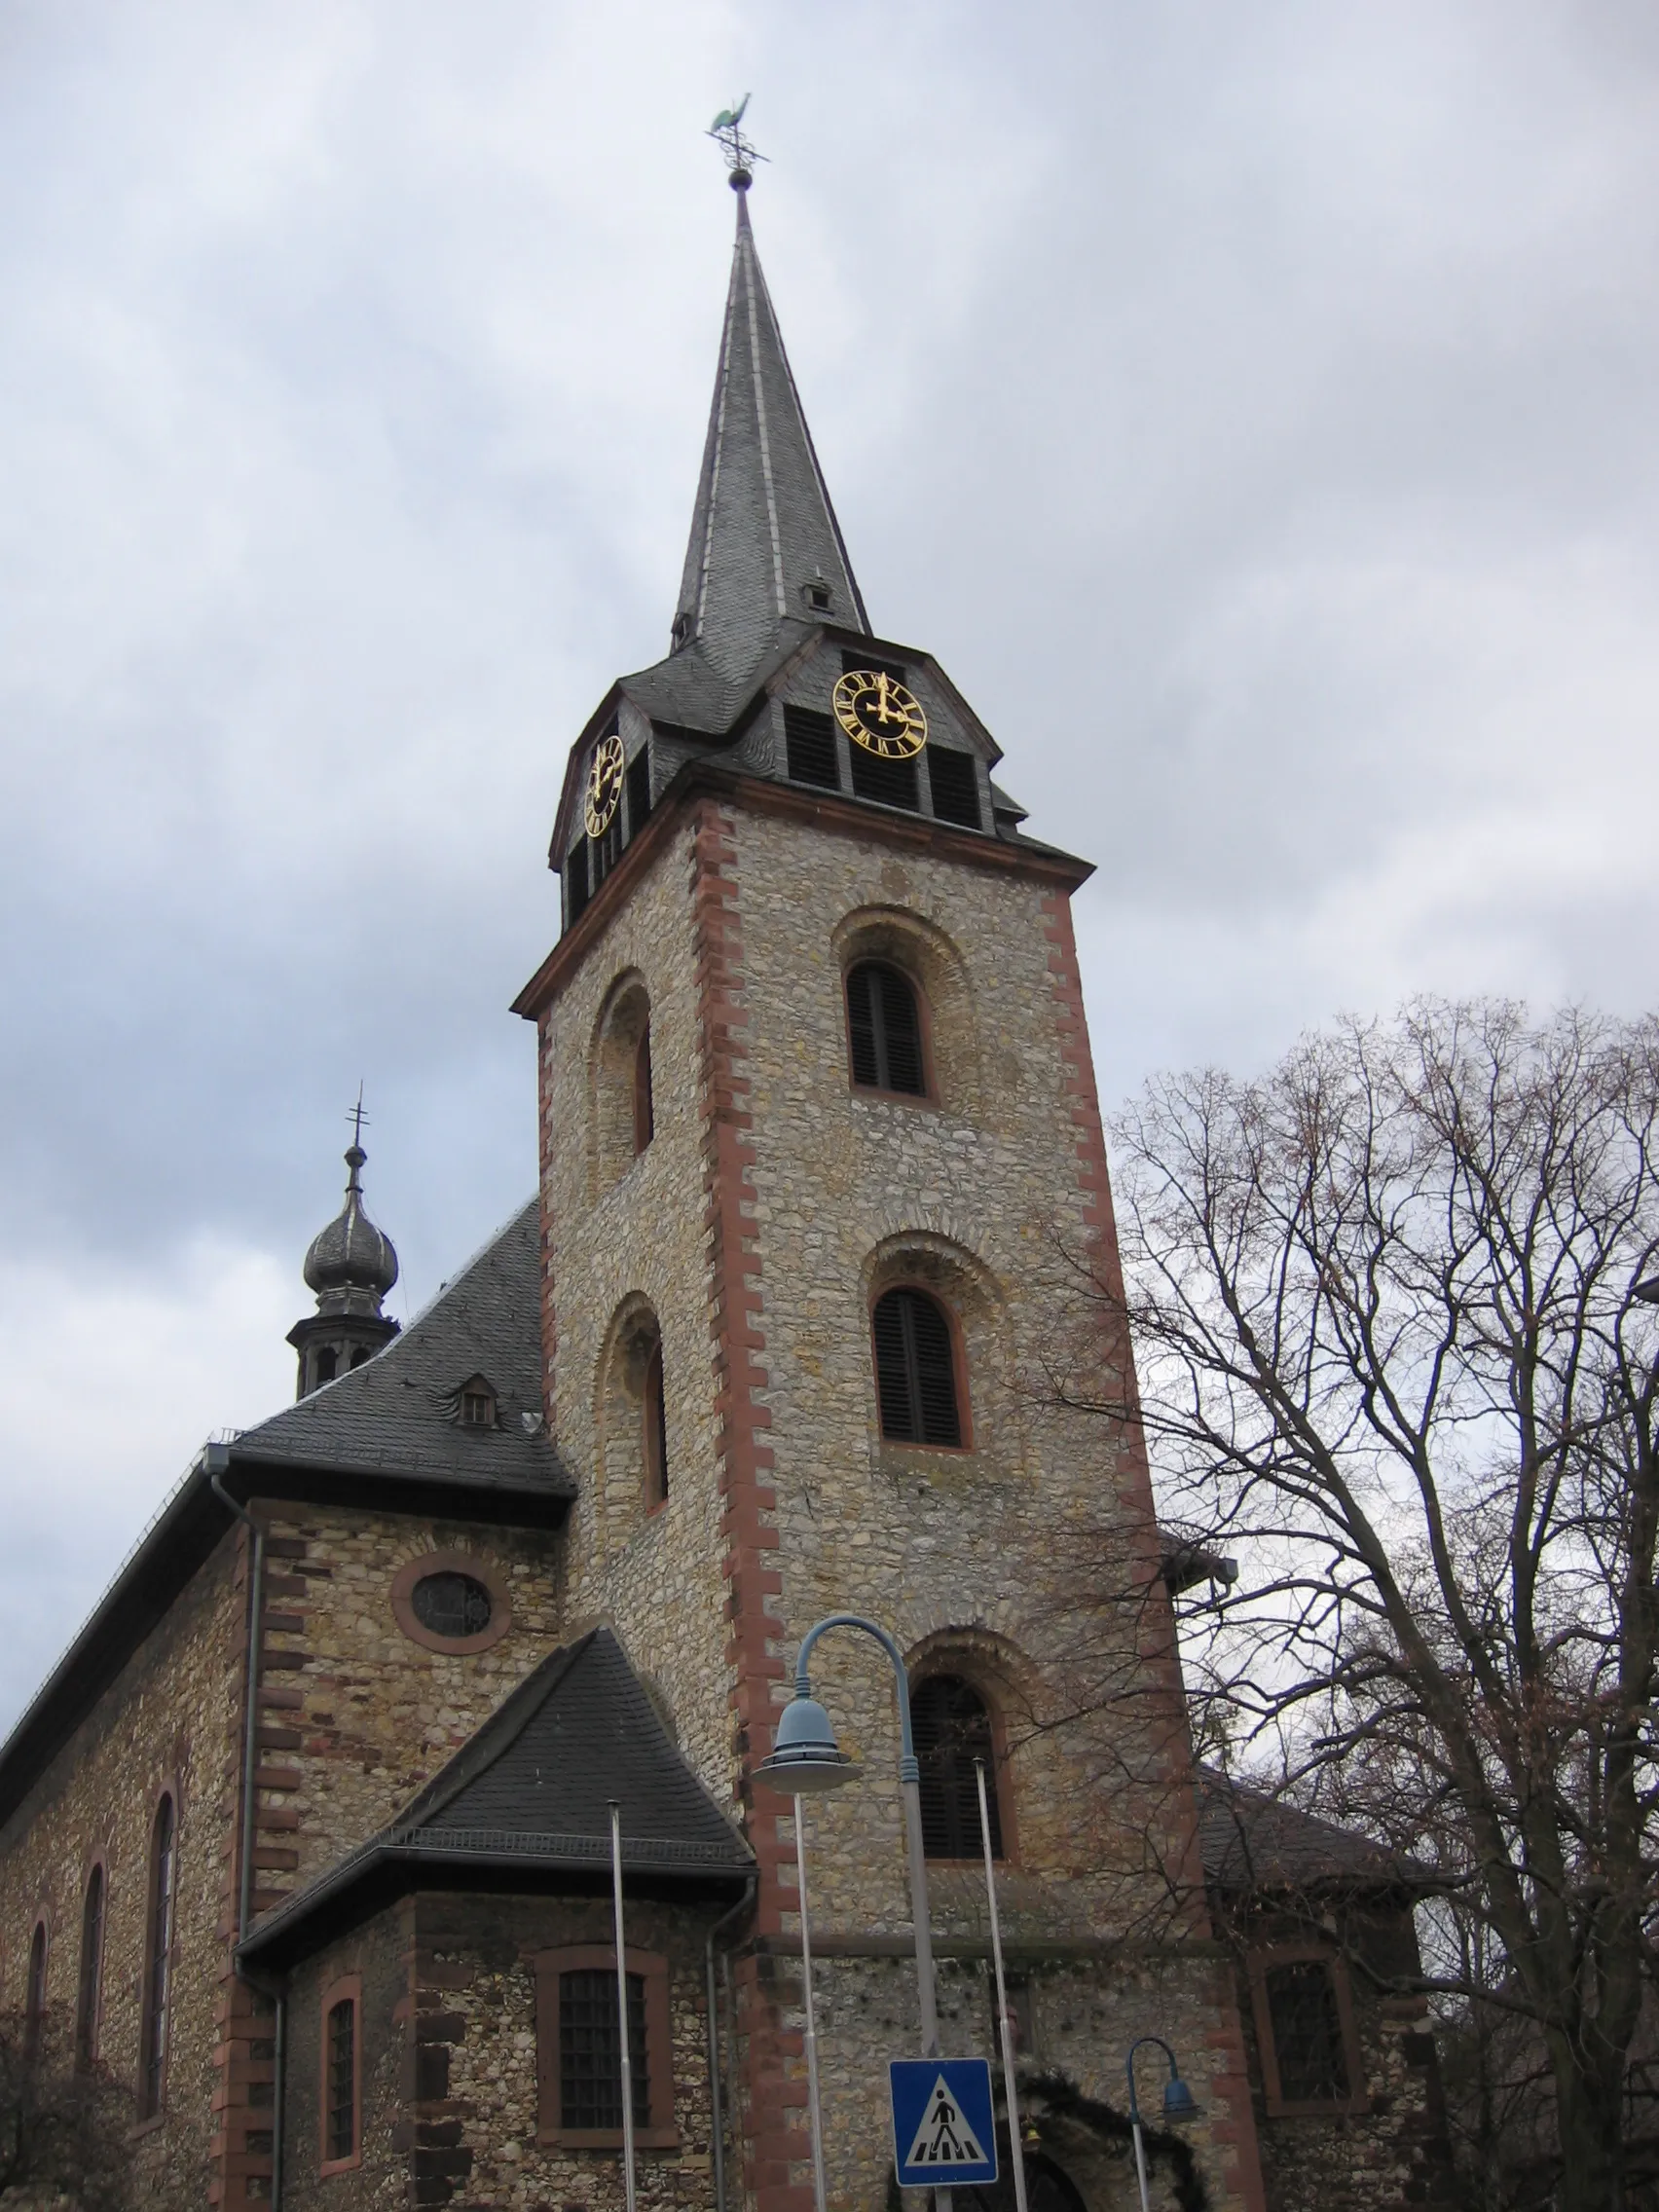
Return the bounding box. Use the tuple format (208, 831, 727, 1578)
(608, 1800, 639, 2212)
(793, 1795, 830, 2212)
(975, 1759, 1029, 2212)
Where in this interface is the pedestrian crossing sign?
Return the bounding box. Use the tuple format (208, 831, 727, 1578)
(889, 2057, 999, 2188)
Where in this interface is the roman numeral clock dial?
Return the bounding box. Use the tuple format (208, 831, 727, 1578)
(833, 670, 928, 759)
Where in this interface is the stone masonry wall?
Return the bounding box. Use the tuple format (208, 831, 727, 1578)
(242, 1503, 564, 1907)
(281, 1890, 729, 2211)
(283, 1898, 412, 2212)
(525, 753, 1266, 2212)
(0, 1523, 244, 2209)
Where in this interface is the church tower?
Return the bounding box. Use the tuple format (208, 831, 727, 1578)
(514, 160, 1267, 2212)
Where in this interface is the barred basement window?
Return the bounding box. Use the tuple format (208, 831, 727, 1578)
(326, 1999, 355, 2160)
(412, 1571, 493, 1640)
(926, 748, 981, 830)
(846, 962, 926, 1095)
(848, 743, 919, 812)
(871, 1287, 963, 1447)
(139, 1793, 175, 2116)
(1263, 1960, 1350, 2105)
(559, 1970, 649, 2132)
(912, 1675, 1004, 1860)
(75, 1865, 103, 2069)
(784, 704, 839, 791)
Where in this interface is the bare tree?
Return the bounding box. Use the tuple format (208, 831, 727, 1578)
(1053, 1001, 1659, 2212)
(0, 2008, 134, 2207)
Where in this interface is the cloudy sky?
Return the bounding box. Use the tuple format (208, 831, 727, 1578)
(3, 0, 1657, 1730)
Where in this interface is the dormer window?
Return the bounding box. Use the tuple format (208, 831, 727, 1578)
(459, 1377, 498, 1428)
(801, 576, 833, 613)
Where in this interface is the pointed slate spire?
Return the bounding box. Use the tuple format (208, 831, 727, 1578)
(673, 175, 869, 680)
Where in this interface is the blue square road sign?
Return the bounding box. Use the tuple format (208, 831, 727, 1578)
(890, 2057, 999, 2189)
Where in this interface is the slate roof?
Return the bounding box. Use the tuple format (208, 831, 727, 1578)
(231, 1198, 572, 1504)
(239, 1627, 753, 1969)
(0, 1199, 571, 1828)
(674, 186, 868, 683)
(1197, 1766, 1421, 1894)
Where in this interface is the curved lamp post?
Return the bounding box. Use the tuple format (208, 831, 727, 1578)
(1124, 2036, 1199, 2212)
(756, 1613, 952, 2212)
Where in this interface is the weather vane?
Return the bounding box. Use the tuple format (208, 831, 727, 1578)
(708, 94, 766, 189)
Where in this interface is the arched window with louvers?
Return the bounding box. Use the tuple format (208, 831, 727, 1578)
(911, 1674, 1006, 1861)
(845, 961, 928, 1097)
(871, 1286, 965, 1448)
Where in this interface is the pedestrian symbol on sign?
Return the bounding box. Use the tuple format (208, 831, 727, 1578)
(889, 2057, 999, 2188)
(905, 2075, 989, 2169)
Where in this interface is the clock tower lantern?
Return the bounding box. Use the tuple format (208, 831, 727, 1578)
(513, 163, 1266, 2212)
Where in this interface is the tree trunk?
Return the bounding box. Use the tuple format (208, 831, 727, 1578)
(1552, 2054, 1626, 2212)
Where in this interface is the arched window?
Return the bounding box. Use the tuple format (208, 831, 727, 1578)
(75, 1864, 104, 2069)
(912, 1675, 1004, 1860)
(643, 1333, 668, 1510)
(24, 1919, 46, 2063)
(634, 1025, 654, 1154)
(846, 962, 926, 1095)
(139, 1793, 176, 2118)
(871, 1288, 963, 1447)
(314, 1346, 338, 1386)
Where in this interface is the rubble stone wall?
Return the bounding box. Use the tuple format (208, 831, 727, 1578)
(0, 1525, 242, 2209)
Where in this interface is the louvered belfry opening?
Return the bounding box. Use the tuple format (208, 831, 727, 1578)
(846, 962, 926, 1095)
(871, 1286, 962, 1447)
(912, 1674, 1004, 1860)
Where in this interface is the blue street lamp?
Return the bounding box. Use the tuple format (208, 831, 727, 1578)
(1124, 2036, 1199, 2212)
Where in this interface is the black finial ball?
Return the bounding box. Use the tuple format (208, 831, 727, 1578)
(729, 166, 752, 191)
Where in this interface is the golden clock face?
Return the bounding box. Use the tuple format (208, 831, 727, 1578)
(833, 670, 928, 759)
(583, 732, 626, 838)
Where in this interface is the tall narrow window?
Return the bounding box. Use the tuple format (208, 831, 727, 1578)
(912, 1675, 1004, 1860)
(633, 1025, 654, 1154)
(846, 963, 926, 1095)
(314, 1346, 338, 1386)
(326, 1996, 357, 2163)
(75, 1866, 104, 2070)
(925, 748, 982, 830)
(871, 1287, 963, 1447)
(559, 1969, 649, 2132)
(643, 1335, 668, 1510)
(784, 704, 840, 790)
(139, 1793, 176, 2118)
(24, 1920, 46, 2063)
(566, 837, 590, 926)
(1264, 1960, 1350, 2103)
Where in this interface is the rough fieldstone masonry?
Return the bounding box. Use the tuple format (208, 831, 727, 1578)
(0, 169, 1450, 2212)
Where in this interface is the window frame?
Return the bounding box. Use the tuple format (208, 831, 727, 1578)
(1247, 1944, 1369, 2119)
(534, 1944, 678, 2151)
(843, 959, 935, 1104)
(389, 1550, 513, 1656)
(137, 1785, 179, 2124)
(908, 1671, 1018, 1864)
(75, 1855, 107, 2071)
(318, 1972, 363, 2176)
(869, 1281, 973, 1453)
